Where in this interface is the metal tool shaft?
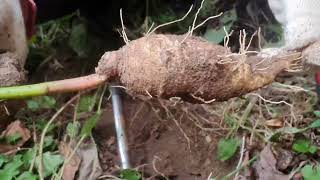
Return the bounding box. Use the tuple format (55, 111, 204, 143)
(110, 86, 131, 169)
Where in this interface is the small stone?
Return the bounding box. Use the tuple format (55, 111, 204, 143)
(205, 135, 212, 143)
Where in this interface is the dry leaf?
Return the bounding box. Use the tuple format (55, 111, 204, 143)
(76, 138, 102, 180)
(264, 119, 284, 128)
(0, 120, 30, 154)
(59, 142, 81, 180)
(60, 138, 102, 180)
(252, 144, 289, 180)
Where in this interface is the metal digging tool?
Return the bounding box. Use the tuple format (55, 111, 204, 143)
(110, 86, 131, 169)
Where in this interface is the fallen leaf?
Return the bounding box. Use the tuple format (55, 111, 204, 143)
(59, 142, 81, 180)
(265, 119, 283, 128)
(0, 120, 31, 154)
(252, 144, 289, 180)
(76, 138, 102, 180)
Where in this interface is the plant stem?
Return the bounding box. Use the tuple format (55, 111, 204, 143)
(38, 95, 80, 180)
(0, 74, 107, 100)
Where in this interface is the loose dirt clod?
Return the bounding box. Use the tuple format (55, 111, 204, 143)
(0, 52, 25, 87)
(96, 98, 236, 179)
(96, 34, 300, 103)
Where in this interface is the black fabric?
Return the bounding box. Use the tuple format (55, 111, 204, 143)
(34, 0, 80, 23)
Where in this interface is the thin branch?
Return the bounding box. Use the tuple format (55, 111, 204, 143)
(38, 94, 80, 180)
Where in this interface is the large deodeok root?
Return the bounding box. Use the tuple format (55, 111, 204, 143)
(96, 34, 300, 103)
(0, 34, 301, 103)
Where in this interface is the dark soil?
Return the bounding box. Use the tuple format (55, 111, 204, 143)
(0, 52, 25, 87)
(95, 95, 236, 179)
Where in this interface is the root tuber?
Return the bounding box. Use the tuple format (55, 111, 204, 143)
(0, 34, 301, 103)
(96, 34, 300, 102)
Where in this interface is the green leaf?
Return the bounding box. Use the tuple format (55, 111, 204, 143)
(313, 111, 320, 118)
(42, 96, 56, 108)
(281, 127, 307, 134)
(309, 145, 318, 154)
(223, 114, 236, 128)
(268, 132, 281, 142)
(204, 9, 237, 44)
(26, 96, 56, 111)
(268, 126, 314, 142)
(69, 23, 89, 57)
(5, 133, 21, 145)
(263, 24, 285, 48)
(309, 120, 320, 128)
(77, 95, 95, 113)
(22, 149, 36, 168)
(217, 138, 239, 161)
(16, 172, 37, 180)
(36, 119, 56, 133)
(80, 113, 101, 136)
(4, 155, 23, 170)
(0, 155, 8, 168)
(66, 122, 81, 138)
(36, 152, 64, 178)
(0, 170, 15, 180)
(44, 136, 55, 149)
(292, 139, 317, 154)
(0, 155, 23, 180)
(301, 165, 320, 180)
(204, 28, 227, 44)
(26, 100, 39, 112)
(119, 169, 141, 180)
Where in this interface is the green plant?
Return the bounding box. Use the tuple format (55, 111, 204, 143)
(5, 134, 22, 145)
(217, 138, 240, 161)
(292, 139, 317, 154)
(119, 169, 141, 180)
(0, 149, 61, 180)
(268, 119, 320, 142)
(204, 9, 237, 44)
(35, 152, 64, 178)
(26, 96, 56, 111)
(301, 165, 320, 180)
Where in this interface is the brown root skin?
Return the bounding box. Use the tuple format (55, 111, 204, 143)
(97, 34, 301, 103)
(0, 34, 300, 101)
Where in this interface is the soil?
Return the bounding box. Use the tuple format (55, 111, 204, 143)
(95, 94, 236, 180)
(0, 52, 25, 87)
